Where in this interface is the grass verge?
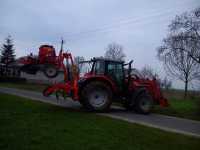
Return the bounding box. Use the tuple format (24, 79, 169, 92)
(0, 93, 200, 150)
(153, 98, 200, 121)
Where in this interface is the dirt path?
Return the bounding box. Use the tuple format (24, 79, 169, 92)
(0, 87, 200, 138)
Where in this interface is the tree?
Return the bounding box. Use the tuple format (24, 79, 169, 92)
(140, 65, 172, 90)
(169, 7, 200, 64)
(157, 8, 200, 98)
(140, 65, 157, 79)
(104, 42, 126, 61)
(0, 36, 15, 66)
(159, 77, 172, 90)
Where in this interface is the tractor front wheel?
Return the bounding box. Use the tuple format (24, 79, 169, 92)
(134, 92, 153, 114)
(43, 65, 58, 78)
(81, 82, 112, 112)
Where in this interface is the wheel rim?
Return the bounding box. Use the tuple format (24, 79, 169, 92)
(140, 97, 152, 112)
(46, 67, 56, 76)
(88, 90, 108, 108)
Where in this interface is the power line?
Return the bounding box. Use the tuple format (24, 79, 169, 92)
(65, 10, 173, 43)
(63, 1, 197, 43)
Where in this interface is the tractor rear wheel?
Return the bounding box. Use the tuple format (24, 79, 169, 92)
(134, 91, 153, 114)
(81, 81, 112, 112)
(43, 65, 58, 78)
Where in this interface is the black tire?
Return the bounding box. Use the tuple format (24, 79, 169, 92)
(134, 91, 153, 114)
(43, 65, 58, 78)
(80, 81, 112, 112)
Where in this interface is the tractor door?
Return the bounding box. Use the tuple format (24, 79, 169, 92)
(106, 62, 124, 91)
(93, 60, 105, 75)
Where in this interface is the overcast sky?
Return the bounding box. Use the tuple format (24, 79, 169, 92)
(0, 0, 199, 88)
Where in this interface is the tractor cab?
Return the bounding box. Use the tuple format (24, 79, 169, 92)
(92, 58, 125, 89)
(79, 58, 133, 92)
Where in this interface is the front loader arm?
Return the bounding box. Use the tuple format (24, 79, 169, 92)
(43, 52, 79, 100)
(133, 78, 169, 107)
(147, 79, 169, 107)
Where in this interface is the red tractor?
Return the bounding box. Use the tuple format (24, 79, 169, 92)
(18, 44, 63, 78)
(43, 50, 168, 114)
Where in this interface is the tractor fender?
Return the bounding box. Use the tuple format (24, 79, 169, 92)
(78, 76, 117, 95)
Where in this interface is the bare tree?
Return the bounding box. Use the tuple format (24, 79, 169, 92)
(158, 39, 200, 98)
(157, 8, 200, 98)
(169, 7, 200, 64)
(159, 77, 172, 90)
(140, 65, 157, 79)
(104, 42, 126, 61)
(140, 65, 172, 90)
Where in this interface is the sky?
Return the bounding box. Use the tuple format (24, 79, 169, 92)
(0, 0, 199, 89)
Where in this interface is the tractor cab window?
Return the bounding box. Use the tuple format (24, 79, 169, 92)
(107, 62, 124, 88)
(93, 61, 105, 75)
(79, 61, 93, 77)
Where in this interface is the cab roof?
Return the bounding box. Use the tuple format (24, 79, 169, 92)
(79, 57, 124, 64)
(92, 57, 124, 63)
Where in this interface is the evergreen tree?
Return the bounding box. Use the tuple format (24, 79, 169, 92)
(0, 36, 15, 66)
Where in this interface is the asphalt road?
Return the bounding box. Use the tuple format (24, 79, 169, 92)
(0, 87, 200, 138)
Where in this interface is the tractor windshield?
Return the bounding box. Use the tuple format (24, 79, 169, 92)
(78, 61, 93, 77)
(93, 60, 105, 75)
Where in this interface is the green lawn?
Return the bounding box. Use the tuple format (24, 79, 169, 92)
(0, 93, 200, 150)
(153, 98, 200, 121)
(0, 82, 200, 121)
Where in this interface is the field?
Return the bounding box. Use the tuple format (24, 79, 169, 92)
(0, 93, 200, 150)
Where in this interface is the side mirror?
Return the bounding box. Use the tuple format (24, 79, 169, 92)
(128, 60, 133, 72)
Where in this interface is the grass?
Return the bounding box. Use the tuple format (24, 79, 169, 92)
(0, 82, 48, 92)
(0, 82, 200, 121)
(153, 98, 200, 121)
(0, 93, 200, 150)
